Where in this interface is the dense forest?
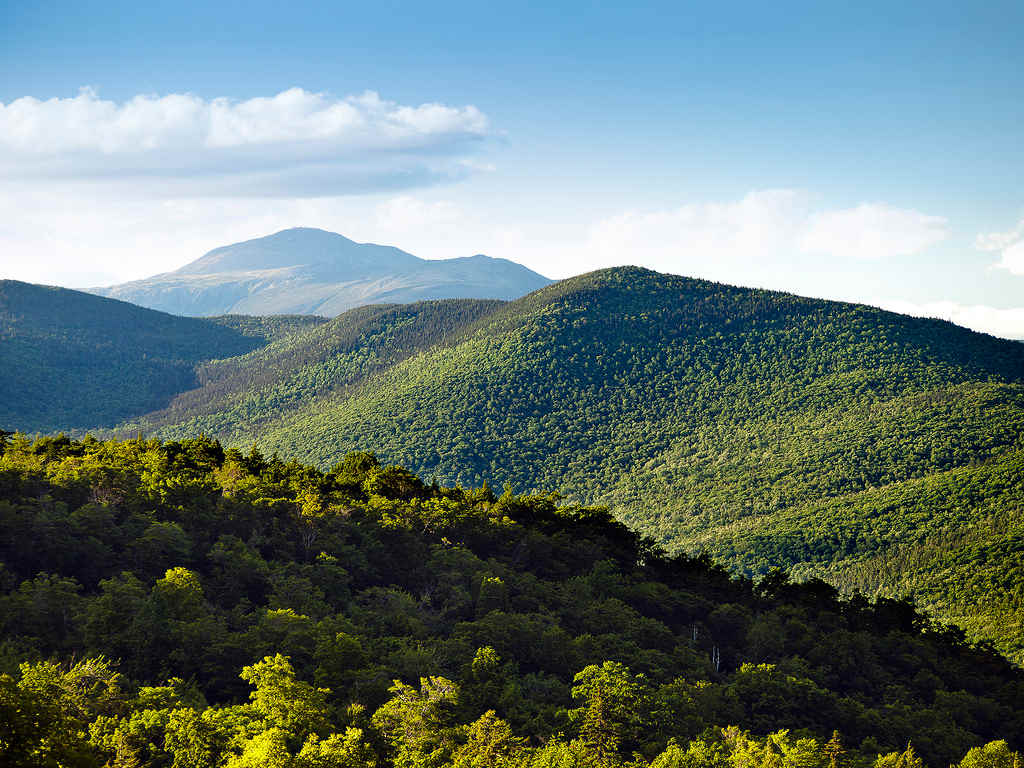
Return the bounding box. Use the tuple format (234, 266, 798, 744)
(1, 434, 1022, 768)
(5, 269, 1024, 661)
(0, 280, 325, 433)
(110, 268, 1024, 662)
(119, 299, 505, 444)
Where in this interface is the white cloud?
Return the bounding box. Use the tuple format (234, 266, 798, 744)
(799, 204, 949, 261)
(529, 193, 950, 290)
(872, 298, 1024, 340)
(995, 240, 1024, 275)
(0, 87, 489, 195)
(975, 218, 1024, 252)
(566, 189, 810, 279)
(976, 217, 1024, 276)
(0, 86, 495, 284)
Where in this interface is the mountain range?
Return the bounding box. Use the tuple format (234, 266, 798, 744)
(3, 261, 1023, 663)
(90, 227, 552, 316)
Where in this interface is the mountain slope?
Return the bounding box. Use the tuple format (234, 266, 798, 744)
(92, 227, 552, 316)
(0, 280, 324, 433)
(107, 267, 1024, 659)
(8, 267, 1024, 659)
(118, 298, 506, 441)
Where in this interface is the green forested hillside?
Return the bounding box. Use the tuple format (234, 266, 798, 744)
(98, 268, 1024, 661)
(5, 270, 1024, 663)
(0, 280, 324, 433)
(117, 299, 504, 442)
(1, 435, 1021, 767)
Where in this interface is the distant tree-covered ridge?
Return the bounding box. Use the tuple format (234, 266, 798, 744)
(0, 434, 1022, 767)
(107, 267, 1024, 662)
(119, 298, 507, 443)
(0, 279, 325, 433)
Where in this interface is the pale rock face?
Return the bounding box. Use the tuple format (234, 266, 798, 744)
(92, 227, 552, 316)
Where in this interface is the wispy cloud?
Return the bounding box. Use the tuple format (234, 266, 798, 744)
(374, 196, 465, 235)
(976, 217, 1024, 276)
(584, 189, 809, 275)
(0, 87, 490, 195)
(799, 204, 949, 261)
(561, 192, 950, 283)
(976, 218, 1024, 253)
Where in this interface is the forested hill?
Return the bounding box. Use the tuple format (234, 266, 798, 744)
(0, 280, 325, 433)
(1, 435, 1022, 768)
(104, 267, 1024, 662)
(5, 268, 1024, 661)
(117, 298, 507, 443)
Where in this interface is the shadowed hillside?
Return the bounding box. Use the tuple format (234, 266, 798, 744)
(0, 280, 324, 432)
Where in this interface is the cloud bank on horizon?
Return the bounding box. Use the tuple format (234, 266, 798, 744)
(0, 85, 1021, 340)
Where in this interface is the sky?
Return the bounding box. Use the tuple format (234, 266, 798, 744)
(1, 0, 1023, 338)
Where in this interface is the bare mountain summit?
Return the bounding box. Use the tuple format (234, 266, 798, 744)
(92, 227, 552, 316)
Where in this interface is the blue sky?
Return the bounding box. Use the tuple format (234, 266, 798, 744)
(2, 0, 1023, 336)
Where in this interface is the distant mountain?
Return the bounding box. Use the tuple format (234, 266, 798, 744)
(0, 280, 323, 432)
(91, 227, 552, 316)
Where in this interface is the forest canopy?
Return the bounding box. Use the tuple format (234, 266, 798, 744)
(1, 434, 1021, 767)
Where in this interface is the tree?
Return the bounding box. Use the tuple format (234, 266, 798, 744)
(1, 657, 124, 768)
(296, 728, 378, 768)
(824, 731, 845, 768)
(239, 654, 330, 742)
(568, 661, 652, 763)
(371, 676, 461, 768)
(875, 744, 924, 768)
(152, 567, 206, 622)
(957, 742, 1019, 768)
(225, 728, 292, 768)
(451, 710, 528, 768)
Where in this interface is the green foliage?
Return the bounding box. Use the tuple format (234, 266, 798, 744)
(7, 269, 1024, 662)
(0, 435, 1023, 768)
(116, 299, 503, 444)
(80, 267, 1024, 661)
(569, 661, 651, 760)
(451, 710, 528, 768)
(957, 741, 1019, 768)
(372, 676, 462, 767)
(240, 654, 330, 737)
(297, 728, 378, 768)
